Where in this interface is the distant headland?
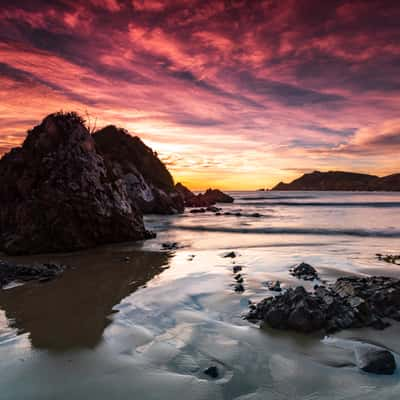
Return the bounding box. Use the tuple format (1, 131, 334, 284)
(273, 171, 400, 191)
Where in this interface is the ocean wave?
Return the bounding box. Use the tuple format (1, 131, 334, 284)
(237, 195, 316, 201)
(235, 201, 400, 208)
(173, 225, 400, 238)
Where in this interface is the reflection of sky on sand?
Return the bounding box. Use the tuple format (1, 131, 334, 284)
(1, 192, 400, 398)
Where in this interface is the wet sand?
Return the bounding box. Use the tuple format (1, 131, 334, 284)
(1, 191, 400, 399)
(0, 245, 170, 349)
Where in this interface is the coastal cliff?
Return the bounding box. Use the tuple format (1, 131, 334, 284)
(0, 112, 181, 254)
(273, 171, 400, 191)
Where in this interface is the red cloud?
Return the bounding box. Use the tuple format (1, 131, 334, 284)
(0, 0, 399, 187)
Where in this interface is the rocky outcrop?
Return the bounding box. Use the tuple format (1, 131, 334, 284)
(202, 189, 234, 204)
(273, 170, 400, 191)
(247, 276, 400, 333)
(94, 126, 183, 214)
(0, 260, 65, 287)
(175, 183, 234, 207)
(290, 262, 319, 281)
(175, 182, 197, 204)
(0, 112, 153, 255)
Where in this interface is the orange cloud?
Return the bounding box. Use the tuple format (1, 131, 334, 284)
(0, 0, 400, 189)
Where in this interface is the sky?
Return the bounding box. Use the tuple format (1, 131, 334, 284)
(0, 0, 399, 190)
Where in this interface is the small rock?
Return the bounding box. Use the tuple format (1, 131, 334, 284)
(190, 208, 206, 213)
(290, 262, 319, 281)
(355, 345, 396, 375)
(223, 251, 237, 258)
(234, 283, 245, 292)
(203, 366, 219, 378)
(234, 274, 244, 283)
(251, 213, 262, 218)
(233, 265, 242, 273)
(266, 280, 282, 292)
(377, 254, 400, 264)
(162, 242, 179, 250)
(206, 206, 222, 213)
(124, 256, 130, 262)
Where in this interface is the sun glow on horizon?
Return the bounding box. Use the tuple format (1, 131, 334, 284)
(1, 0, 400, 183)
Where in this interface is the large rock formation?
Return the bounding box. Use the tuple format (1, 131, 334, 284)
(94, 126, 184, 214)
(0, 112, 154, 254)
(175, 183, 234, 207)
(273, 171, 400, 191)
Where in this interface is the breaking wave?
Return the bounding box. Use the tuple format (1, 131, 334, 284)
(236, 201, 400, 208)
(174, 225, 400, 238)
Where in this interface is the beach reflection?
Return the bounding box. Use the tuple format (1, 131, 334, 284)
(0, 248, 170, 350)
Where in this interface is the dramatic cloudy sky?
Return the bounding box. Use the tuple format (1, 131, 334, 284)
(1, 0, 399, 189)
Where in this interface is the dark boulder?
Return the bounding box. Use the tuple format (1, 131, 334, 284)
(202, 189, 234, 204)
(290, 262, 319, 281)
(94, 126, 184, 215)
(0, 112, 152, 254)
(355, 345, 396, 375)
(203, 366, 219, 378)
(175, 183, 234, 207)
(175, 182, 197, 204)
(234, 274, 244, 283)
(234, 283, 245, 292)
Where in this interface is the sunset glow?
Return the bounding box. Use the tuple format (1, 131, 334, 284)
(1, 0, 399, 189)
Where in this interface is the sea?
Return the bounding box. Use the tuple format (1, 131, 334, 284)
(1, 191, 400, 399)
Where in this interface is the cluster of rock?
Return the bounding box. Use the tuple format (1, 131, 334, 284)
(233, 268, 244, 292)
(189, 206, 222, 214)
(175, 183, 234, 207)
(247, 275, 400, 333)
(188, 208, 262, 219)
(376, 253, 400, 265)
(0, 260, 65, 287)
